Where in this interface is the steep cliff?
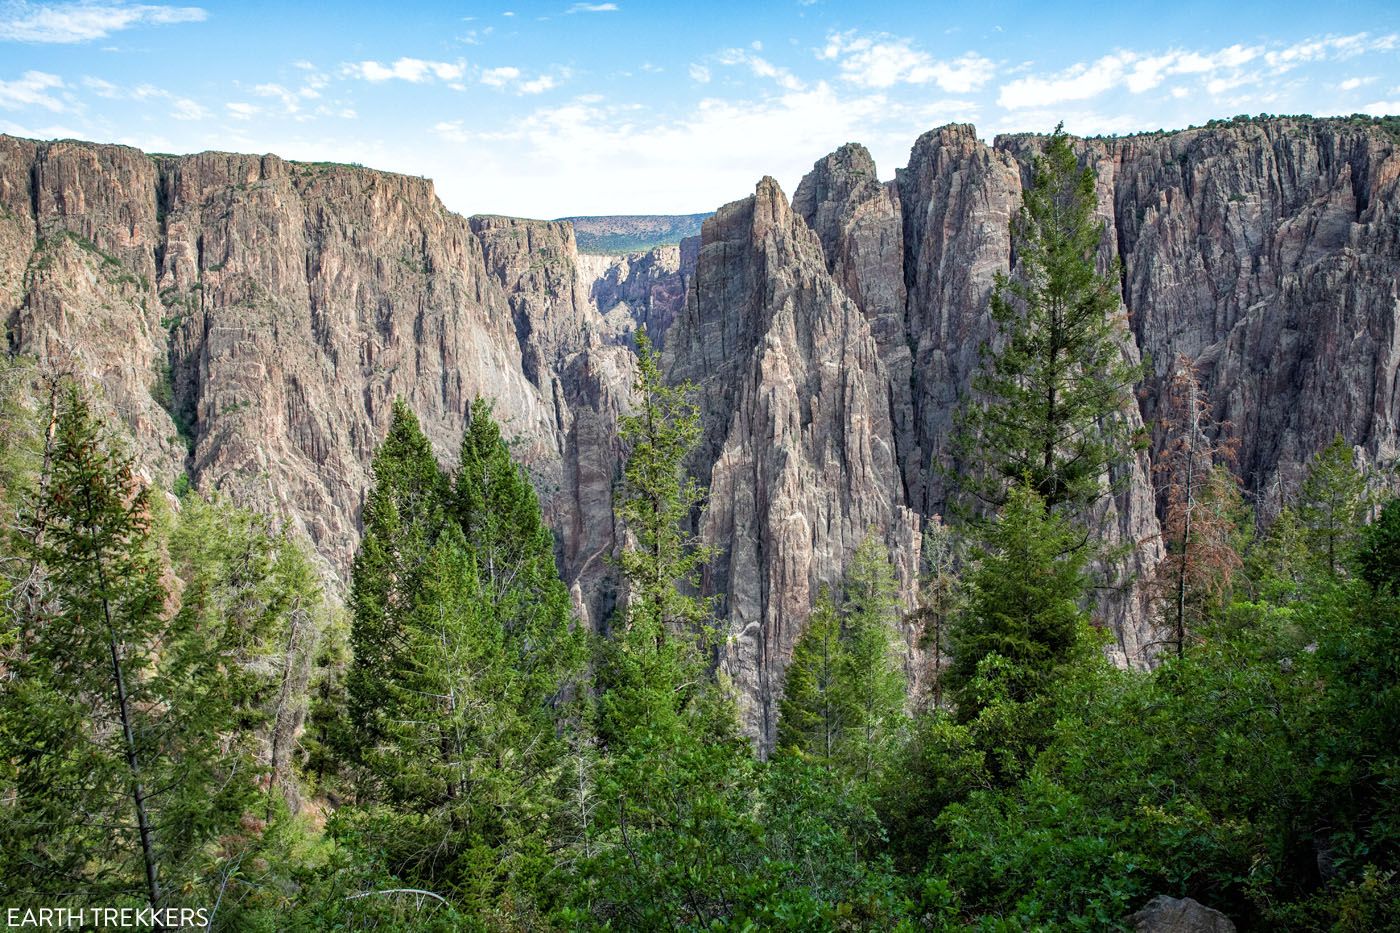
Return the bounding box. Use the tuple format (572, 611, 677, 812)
(4, 117, 1397, 749)
(665, 177, 920, 744)
(2, 140, 630, 628)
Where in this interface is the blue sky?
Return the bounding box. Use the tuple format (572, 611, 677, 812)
(2, 0, 1398, 217)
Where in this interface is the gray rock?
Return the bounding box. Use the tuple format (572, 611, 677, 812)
(1128, 895, 1236, 932)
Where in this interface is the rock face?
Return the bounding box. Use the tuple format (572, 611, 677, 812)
(666, 177, 919, 744)
(578, 244, 691, 348)
(1128, 895, 1236, 932)
(2, 141, 633, 632)
(4, 117, 1398, 747)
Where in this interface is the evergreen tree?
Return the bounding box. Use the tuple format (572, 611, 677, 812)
(1297, 434, 1370, 578)
(0, 391, 289, 910)
(598, 329, 721, 746)
(347, 399, 449, 751)
(838, 534, 907, 783)
(1357, 497, 1400, 593)
(453, 396, 583, 712)
(581, 330, 757, 926)
(948, 483, 1090, 717)
(776, 589, 848, 761)
(165, 494, 324, 818)
(343, 400, 584, 917)
(955, 125, 1144, 521)
(914, 516, 961, 710)
(4, 389, 167, 906)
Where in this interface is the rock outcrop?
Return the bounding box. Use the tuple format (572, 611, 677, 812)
(4, 116, 1397, 747)
(1128, 895, 1237, 932)
(578, 244, 690, 348)
(666, 177, 919, 744)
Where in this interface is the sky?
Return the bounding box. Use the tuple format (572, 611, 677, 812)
(2, 0, 1399, 218)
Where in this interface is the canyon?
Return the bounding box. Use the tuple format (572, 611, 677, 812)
(2, 116, 1397, 748)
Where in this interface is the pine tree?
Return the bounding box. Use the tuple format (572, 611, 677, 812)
(583, 330, 756, 926)
(838, 535, 907, 783)
(343, 399, 584, 915)
(348, 399, 449, 751)
(776, 589, 848, 761)
(5, 389, 167, 906)
(1297, 434, 1370, 578)
(0, 391, 324, 914)
(1358, 498, 1400, 593)
(599, 329, 721, 746)
(955, 125, 1144, 522)
(948, 483, 1090, 718)
(914, 517, 961, 710)
(453, 397, 583, 713)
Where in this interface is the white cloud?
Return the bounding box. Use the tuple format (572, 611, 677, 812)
(0, 117, 83, 137)
(1338, 76, 1375, 91)
(254, 82, 302, 114)
(479, 65, 562, 94)
(998, 52, 1137, 108)
(822, 31, 995, 93)
(346, 57, 465, 83)
(225, 101, 259, 119)
(1362, 99, 1400, 114)
(688, 63, 710, 83)
(716, 48, 805, 91)
(0, 70, 65, 111)
(1001, 33, 1400, 111)
(0, 2, 206, 42)
(170, 97, 205, 120)
(519, 74, 557, 94)
(434, 119, 469, 143)
(566, 2, 617, 11)
(1266, 32, 1398, 70)
(425, 80, 979, 215)
(80, 74, 210, 120)
(480, 65, 521, 87)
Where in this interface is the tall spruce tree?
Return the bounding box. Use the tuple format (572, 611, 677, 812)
(343, 399, 583, 916)
(955, 125, 1144, 521)
(838, 535, 907, 783)
(1297, 434, 1370, 578)
(583, 330, 756, 927)
(0, 391, 291, 910)
(776, 589, 848, 761)
(5, 389, 167, 907)
(453, 397, 583, 712)
(948, 483, 1090, 718)
(347, 399, 449, 751)
(598, 329, 721, 746)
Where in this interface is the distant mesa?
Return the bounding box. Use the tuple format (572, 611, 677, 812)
(560, 212, 711, 254)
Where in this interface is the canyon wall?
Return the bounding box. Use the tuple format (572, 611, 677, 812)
(3, 117, 1396, 747)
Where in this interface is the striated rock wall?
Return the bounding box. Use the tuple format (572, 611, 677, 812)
(2, 140, 631, 627)
(577, 244, 690, 348)
(4, 117, 1397, 747)
(665, 177, 919, 744)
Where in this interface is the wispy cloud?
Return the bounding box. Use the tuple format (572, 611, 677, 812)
(81, 74, 207, 120)
(480, 65, 521, 87)
(821, 31, 995, 93)
(566, 2, 617, 12)
(481, 65, 566, 94)
(345, 58, 466, 84)
(716, 47, 805, 91)
(999, 33, 1399, 110)
(0, 69, 65, 110)
(0, 1, 206, 43)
